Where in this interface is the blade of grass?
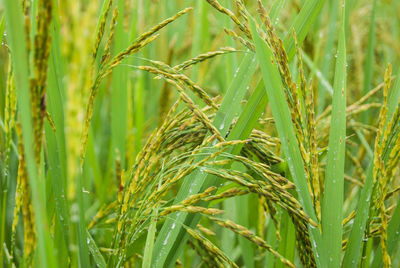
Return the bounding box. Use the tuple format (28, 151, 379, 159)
(0, 16, 5, 45)
(111, 0, 129, 169)
(320, 1, 347, 266)
(283, 0, 326, 61)
(342, 163, 373, 267)
(44, 121, 70, 254)
(133, 76, 145, 156)
(221, 0, 237, 85)
(276, 210, 296, 268)
(387, 70, 400, 121)
(87, 230, 106, 268)
(269, 0, 287, 23)
(264, 213, 278, 266)
(44, 0, 70, 260)
(3, 0, 56, 266)
(142, 206, 158, 268)
(86, 131, 104, 201)
(76, 167, 90, 267)
(302, 51, 334, 95)
(220, 0, 238, 256)
(360, 0, 377, 123)
(317, 0, 339, 113)
(191, 0, 209, 82)
(101, 0, 127, 206)
(361, 0, 377, 97)
(229, 80, 268, 155)
(48, 0, 67, 181)
(234, 163, 255, 268)
(249, 18, 324, 267)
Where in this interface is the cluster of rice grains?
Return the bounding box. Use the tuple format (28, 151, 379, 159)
(82, 4, 322, 263)
(89, 97, 315, 267)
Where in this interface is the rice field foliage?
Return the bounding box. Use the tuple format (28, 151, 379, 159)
(1, 0, 400, 267)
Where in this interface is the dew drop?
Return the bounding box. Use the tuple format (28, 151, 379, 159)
(163, 232, 171, 246)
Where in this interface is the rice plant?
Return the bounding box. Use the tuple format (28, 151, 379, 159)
(1, 0, 400, 267)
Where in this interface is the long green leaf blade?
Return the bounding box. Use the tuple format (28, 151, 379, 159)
(320, 1, 347, 266)
(317, 0, 339, 113)
(142, 208, 158, 268)
(284, 0, 325, 61)
(87, 230, 106, 268)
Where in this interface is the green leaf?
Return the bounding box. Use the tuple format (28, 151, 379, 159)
(320, 1, 347, 266)
(142, 207, 158, 268)
(76, 168, 90, 267)
(317, 0, 339, 113)
(276, 210, 296, 268)
(361, 0, 377, 97)
(111, 0, 129, 169)
(44, 121, 70, 254)
(284, 0, 326, 61)
(87, 230, 107, 268)
(0, 16, 5, 46)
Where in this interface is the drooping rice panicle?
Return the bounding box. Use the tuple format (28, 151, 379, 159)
(187, 227, 239, 268)
(160, 205, 223, 217)
(224, 28, 255, 51)
(31, 0, 52, 164)
(372, 64, 392, 267)
(92, 0, 113, 61)
(196, 224, 216, 236)
(80, 8, 192, 165)
(205, 0, 251, 39)
(101, 7, 119, 65)
(15, 123, 37, 264)
(173, 47, 237, 71)
(138, 63, 218, 110)
(209, 216, 295, 268)
(7, 66, 18, 256)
